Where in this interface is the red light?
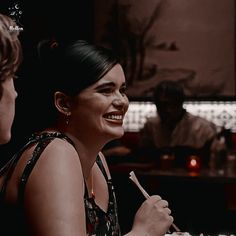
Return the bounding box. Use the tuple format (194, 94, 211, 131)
(187, 155, 201, 172)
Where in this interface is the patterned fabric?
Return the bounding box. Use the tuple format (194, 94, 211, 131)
(0, 132, 121, 236)
(84, 156, 121, 236)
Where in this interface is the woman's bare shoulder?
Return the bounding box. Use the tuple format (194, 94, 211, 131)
(23, 138, 86, 235)
(43, 137, 79, 159)
(31, 138, 83, 179)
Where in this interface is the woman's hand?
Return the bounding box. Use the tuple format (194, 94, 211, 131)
(128, 195, 173, 236)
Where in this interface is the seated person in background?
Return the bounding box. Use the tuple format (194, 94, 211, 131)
(138, 80, 218, 168)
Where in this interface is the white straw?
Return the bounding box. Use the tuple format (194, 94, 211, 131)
(129, 171, 181, 233)
(129, 171, 150, 199)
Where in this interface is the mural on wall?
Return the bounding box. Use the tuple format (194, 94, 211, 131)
(93, 0, 235, 99)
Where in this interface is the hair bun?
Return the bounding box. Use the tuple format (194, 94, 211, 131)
(50, 40, 59, 49)
(37, 38, 59, 60)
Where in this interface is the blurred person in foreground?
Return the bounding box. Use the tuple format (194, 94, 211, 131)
(0, 13, 22, 145)
(138, 80, 218, 168)
(0, 39, 173, 235)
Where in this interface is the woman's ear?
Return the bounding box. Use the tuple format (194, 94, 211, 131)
(54, 91, 71, 115)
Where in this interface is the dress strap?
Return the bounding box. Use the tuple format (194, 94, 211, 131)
(18, 138, 53, 204)
(13, 132, 74, 205)
(96, 153, 110, 182)
(0, 136, 40, 199)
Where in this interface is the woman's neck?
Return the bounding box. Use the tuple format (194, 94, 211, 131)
(46, 125, 107, 178)
(62, 131, 104, 178)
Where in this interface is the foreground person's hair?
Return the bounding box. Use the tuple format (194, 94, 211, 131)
(0, 14, 22, 82)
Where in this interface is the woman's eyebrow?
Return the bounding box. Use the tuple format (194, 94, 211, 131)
(95, 82, 116, 90)
(95, 81, 126, 90)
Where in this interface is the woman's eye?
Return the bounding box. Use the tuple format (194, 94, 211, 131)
(99, 88, 113, 95)
(98, 86, 127, 96)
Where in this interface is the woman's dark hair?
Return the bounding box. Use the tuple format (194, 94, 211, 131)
(153, 80, 185, 106)
(37, 39, 119, 96)
(30, 39, 119, 131)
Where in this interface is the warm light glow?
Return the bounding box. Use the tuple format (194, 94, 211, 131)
(187, 156, 201, 172)
(190, 159, 197, 167)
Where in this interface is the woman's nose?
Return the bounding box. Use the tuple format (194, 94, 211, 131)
(113, 97, 125, 107)
(113, 93, 128, 107)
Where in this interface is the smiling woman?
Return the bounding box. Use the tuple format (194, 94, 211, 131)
(72, 63, 128, 141)
(0, 39, 173, 236)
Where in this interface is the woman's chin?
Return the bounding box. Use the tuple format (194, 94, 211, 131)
(107, 128, 124, 139)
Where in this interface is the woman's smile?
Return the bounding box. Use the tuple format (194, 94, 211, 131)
(103, 111, 124, 125)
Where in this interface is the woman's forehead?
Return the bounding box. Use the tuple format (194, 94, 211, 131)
(97, 65, 125, 84)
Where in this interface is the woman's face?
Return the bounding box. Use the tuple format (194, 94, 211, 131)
(69, 64, 129, 142)
(0, 77, 18, 144)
